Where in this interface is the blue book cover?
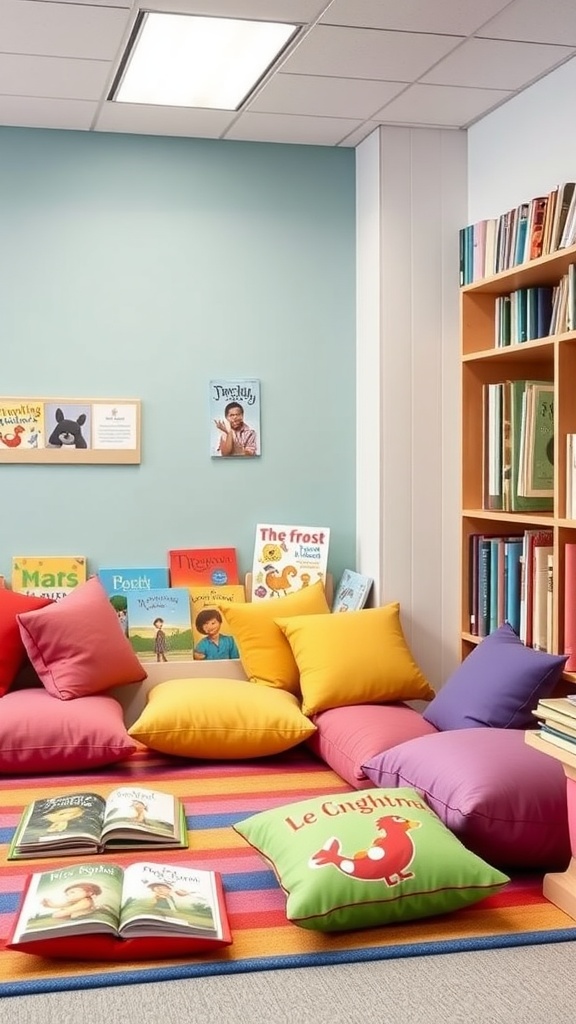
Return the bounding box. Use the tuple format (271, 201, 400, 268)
(126, 587, 193, 661)
(331, 569, 373, 612)
(98, 567, 170, 634)
(504, 539, 523, 635)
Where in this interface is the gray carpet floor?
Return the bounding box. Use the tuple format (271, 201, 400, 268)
(5, 942, 576, 1023)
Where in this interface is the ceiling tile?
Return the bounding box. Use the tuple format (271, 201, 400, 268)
(421, 37, 576, 89)
(1, 0, 131, 60)
(0, 94, 97, 129)
(0, 53, 112, 100)
(224, 110, 363, 145)
(96, 101, 236, 138)
(249, 73, 405, 118)
(281, 25, 464, 81)
(478, 0, 576, 45)
(375, 83, 512, 127)
(28, 0, 131, 5)
(320, 0, 512, 35)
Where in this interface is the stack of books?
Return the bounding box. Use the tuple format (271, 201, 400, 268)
(532, 696, 576, 754)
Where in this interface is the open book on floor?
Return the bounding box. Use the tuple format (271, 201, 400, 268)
(8, 787, 188, 860)
(7, 861, 232, 960)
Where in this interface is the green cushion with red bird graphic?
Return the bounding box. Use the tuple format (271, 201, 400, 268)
(233, 787, 508, 932)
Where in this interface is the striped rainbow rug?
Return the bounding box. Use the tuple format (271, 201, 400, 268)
(1, 747, 576, 997)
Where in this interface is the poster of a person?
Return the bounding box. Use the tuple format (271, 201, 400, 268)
(210, 379, 261, 458)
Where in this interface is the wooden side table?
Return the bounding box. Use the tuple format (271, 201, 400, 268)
(525, 730, 576, 919)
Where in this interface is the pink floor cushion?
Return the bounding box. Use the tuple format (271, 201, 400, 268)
(307, 703, 438, 788)
(362, 727, 571, 869)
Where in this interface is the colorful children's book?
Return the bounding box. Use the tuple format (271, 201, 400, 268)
(7, 861, 232, 960)
(250, 524, 331, 601)
(8, 787, 187, 860)
(331, 569, 373, 612)
(209, 378, 261, 458)
(11, 555, 87, 601)
(168, 547, 239, 587)
(126, 587, 193, 661)
(189, 584, 245, 661)
(0, 399, 45, 449)
(98, 566, 170, 633)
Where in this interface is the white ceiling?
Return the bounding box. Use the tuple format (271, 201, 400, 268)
(2, 0, 576, 146)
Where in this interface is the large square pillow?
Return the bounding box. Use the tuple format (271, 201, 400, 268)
(362, 728, 571, 869)
(17, 577, 147, 700)
(275, 603, 435, 716)
(0, 690, 137, 774)
(219, 580, 330, 695)
(0, 589, 53, 696)
(129, 677, 316, 758)
(422, 623, 568, 731)
(307, 703, 439, 788)
(234, 787, 508, 931)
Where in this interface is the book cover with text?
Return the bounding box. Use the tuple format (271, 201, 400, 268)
(209, 379, 261, 458)
(12, 556, 87, 601)
(168, 548, 239, 587)
(189, 584, 245, 661)
(331, 569, 373, 612)
(126, 588, 193, 661)
(98, 567, 170, 632)
(250, 524, 330, 601)
(0, 400, 45, 449)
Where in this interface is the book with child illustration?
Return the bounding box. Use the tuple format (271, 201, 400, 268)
(189, 584, 245, 660)
(250, 523, 330, 601)
(125, 587, 193, 661)
(8, 787, 188, 860)
(7, 860, 232, 959)
(97, 566, 170, 633)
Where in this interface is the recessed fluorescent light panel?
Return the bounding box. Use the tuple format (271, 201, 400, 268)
(111, 13, 299, 110)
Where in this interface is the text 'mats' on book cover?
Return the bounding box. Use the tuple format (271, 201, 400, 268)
(11, 556, 87, 601)
(250, 524, 330, 601)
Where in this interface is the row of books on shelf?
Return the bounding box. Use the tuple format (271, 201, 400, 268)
(493, 266, 576, 347)
(482, 379, 553, 514)
(469, 532, 576, 669)
(532, 695, 576, 757)
(2, 528, 373, 663)
(460, 181, 576, 285)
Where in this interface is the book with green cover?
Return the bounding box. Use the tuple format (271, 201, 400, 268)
(8, 787, 188, 860)
(508, 379, 553, 512)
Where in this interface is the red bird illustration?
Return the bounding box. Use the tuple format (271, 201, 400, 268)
(0, 425, 25, 448)
(309, 815, 421, 887)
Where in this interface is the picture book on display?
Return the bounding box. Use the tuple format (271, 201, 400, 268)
(0, 400, 44, 447)
(7, 861, 232, 960)
(97, 566, 170, 633)
(250, 523, 330, 601)
(168, 547, 239, 587)
(209, 378, 261, 458)
(126, 587, 193, 661)
(11, 555, 87, 601)
(189, 584, 245, 661)
(331, 569, 373, 612)
(8, 787, 188, 861)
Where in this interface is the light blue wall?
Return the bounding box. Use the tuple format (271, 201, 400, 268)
(0, 128, 356, 583)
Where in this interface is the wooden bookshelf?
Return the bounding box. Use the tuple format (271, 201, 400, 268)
(460, 245, 576, 669)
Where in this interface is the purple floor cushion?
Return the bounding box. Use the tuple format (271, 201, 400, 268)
(362, 727, 571, 869)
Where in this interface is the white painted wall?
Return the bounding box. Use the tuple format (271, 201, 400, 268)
(356, 126, 467, 689)
(468, 55, 576, 221)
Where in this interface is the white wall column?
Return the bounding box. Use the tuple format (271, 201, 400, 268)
(356, 126, 467, 688)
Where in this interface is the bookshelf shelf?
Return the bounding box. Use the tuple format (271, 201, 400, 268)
(460, 242, 576, 673)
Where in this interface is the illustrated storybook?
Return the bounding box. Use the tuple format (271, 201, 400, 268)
(98, 566, 170, 633)
(331, 569, 373, 612)
(126, 587, 193, 661)
(7, 861, 232, 960)
(8, 787, 188, 860)
(11, 555, 87, 601)
(250, 523, 330, 601)
(168, 547, 240, 587)
(190, 584, 245, 661)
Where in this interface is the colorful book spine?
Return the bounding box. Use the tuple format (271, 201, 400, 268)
(564, 543, 576, 671)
